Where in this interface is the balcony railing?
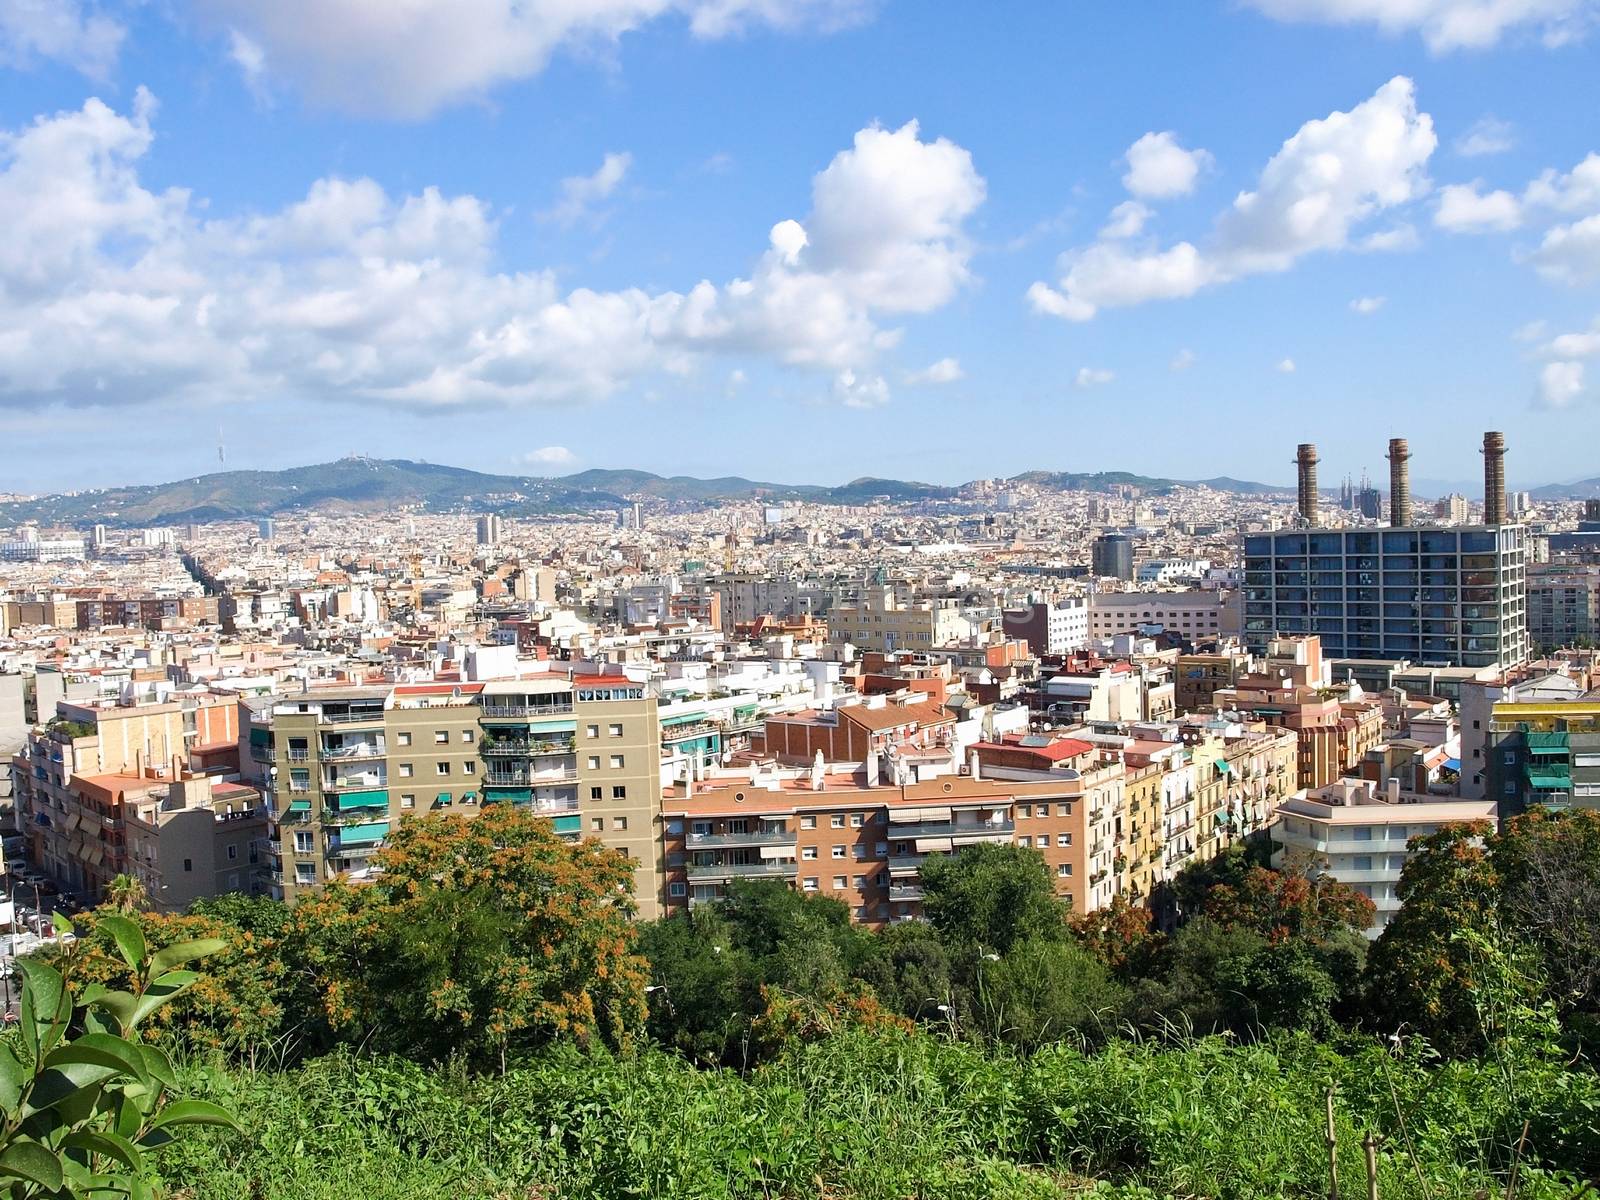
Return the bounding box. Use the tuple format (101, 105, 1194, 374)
(321, 777, 388, 793)
(321, 742, 386, 761)
(885, 820, 1014, 840)
(686, 860, 796, 880)
(326, 841, 384, 859)
(480, 702, 575, 718)
(481, 739, 575, 758)
(286, 749, 311, 763)
(888, 884, 924, 902)
(685, 830, 797, 850)
(484, 768, 577, 786)
(319, 710, 387, 725)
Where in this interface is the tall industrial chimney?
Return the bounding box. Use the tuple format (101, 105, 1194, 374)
(1295, 443, 1320, 526)
(1482, 431, 1507, 525)
(1387, 438, 1412, 527)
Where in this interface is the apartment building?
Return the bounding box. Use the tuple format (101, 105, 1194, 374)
(1485, 695, 1600, 815)
(662, 765, 1126, 924)
(1271, 777, 1497, 936)
(1174, 647, 1254, 713)
(123, 773, 268, 912)
(1001, 599, 1089, 657)
(1088, 591, 1239, 641)
(828, 589, 973, 653)
(1526, 565, 1600, 652)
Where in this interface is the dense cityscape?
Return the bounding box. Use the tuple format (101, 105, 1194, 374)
(5, 0, 1600, 1196)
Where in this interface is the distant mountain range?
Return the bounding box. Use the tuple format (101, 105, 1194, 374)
(0, 456, 1331, 528)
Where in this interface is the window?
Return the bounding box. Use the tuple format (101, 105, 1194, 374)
(289, 768, 310, 793)
(831, 814, 845, 828)
(227, 844, 237, 860)
(182, 858, 192, 872)
(1504, 751, 1517, 764)
(609, 754, 624, 769)
(830, 845, 845, 859)
(668, 881, 687, 898)
(1057, 833, 1072, 847)
(401, 794, 415, 809)
(434, 731, 448, 745)
(396, 732, 411, 747)
(852, 845, 866, 859)
(590, 817, 603, 831)
(608, 723, 623, 737)
(1035, 835, 1048, 848)
(296, 863, 316, 885)
(1057, 863, 1072, 877)
(850, 813, 864, 828)
(1351, 826, 1372, 841)
(586, 724, 599, 739)
(461, 730, 474, 743)
(1018, 804, 1031, 818)
(1353, 855, 1373, 871)
(464, 760, 476, 774)
(852, 875, 866, 888)
(587, 756, 600, 770)
(399, 763, 414, 778)
(590, 786, 603, 801)
(875, 841, 888, 855)
(803, 847, 818, 860)
(801, 815, 816, 829)
(833, 875, 847, 889)
(612, 817, 627, 831)
(803, 877, 818, 892)
(436, 762, 451, 776)
(612, 786, 627, 800)
(294, 831, 313, 853)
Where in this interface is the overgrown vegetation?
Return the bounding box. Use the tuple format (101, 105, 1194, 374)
(33, 806, 1600, 1198)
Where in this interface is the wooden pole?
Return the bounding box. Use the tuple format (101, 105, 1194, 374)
(1363, 1130, 1379, 1200)
(1326, 1087, 1340, 1200)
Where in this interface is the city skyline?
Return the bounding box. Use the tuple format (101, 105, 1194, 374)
(1, 2, 1598, 490)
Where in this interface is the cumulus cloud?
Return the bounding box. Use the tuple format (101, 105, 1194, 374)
(198, 0, 877, 117)
(0, 99, 982, 413)
(1277, 357, 1297, 373)
(1169, 348, 1196, 371)
(522, 445, 576, 467)
(1074, 367, 1115, 388)
(1538, 360, 1587, 408)
(539, 151, 632, 228)
(1030, 77, 1436, 321)
(905, 356, 963, 384)
(1350, 295, 1386, 314)
(1435, 181, 1522, 230)
(1545, 316, 1600, 358)
(1456, 115, 1515, 157)
(1241, 0, 1598, 52)
(1121, 132, 1212, 198)
(0, 0, 123, 77)
(1101, 200, 1151, 239)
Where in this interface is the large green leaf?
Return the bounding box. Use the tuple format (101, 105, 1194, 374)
(43, 1033, 147, 1083)
(16, 958, 68, 1061)
(23, 1061, 125, 1115)
(62, 1128, 145, 1174)
(50, 911, 75, 939)
(134, 1046, 176, 1092)
(97, 916, 147, 974)
(0, 1045, 27, 1113)
(147, 938, 228, 977)
(0, 1140, 64, 1190)
(147, 1099, 240, 1134)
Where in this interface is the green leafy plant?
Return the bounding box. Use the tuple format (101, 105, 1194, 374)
(0, 912, 239, 1198)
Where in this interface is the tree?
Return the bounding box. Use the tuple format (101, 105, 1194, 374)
(919, 843, 1069, 955)
(1493, 807, 1600, 1027)
(636, 908, 761, 1064)
(288, 805, 647, 1065)
(104, 874, 146, 915)
(852, 919, 955, 1023)
(1201, 855, 1375, 943)
(1071, 895, 1165, 982)
(0, 914, 239, 1197)
(967, 937, 1125, 1050)
(1363, 821, 1505, 1056)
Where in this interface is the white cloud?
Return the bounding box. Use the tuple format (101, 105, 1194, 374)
(1538, 360, 1587, 408)
(1531, 214, 1600, 284)
(0, 0, 123, 78)
(1031, 78, 1435, 321)
(540, 151, 632, 228)
(1524, 152, 1600, 212)
(1170, 348, 1196, 371)
(1456, 115, 1515, 157)
(1122, 132, 1213, 199)
(198, 0, 876, 117)
(1074, 366, 1115, 388)
(228, 29, 269, 100)
(1100, 200, 1151, 239)
(0, 98, 982, 413)
(1357, 224, 1421, 252)
(1434, 181, 1522, 231)
(1241, 0, 1598, 52)
(1277, 357, 1297, 373)
(832, 368, 888, 407)
(522, 445, 576, 467)
(1350, 295, 1386, 314)
(1544, 316, 1600, 358)
(906, 356, 963, 384)
(1514, 319, 1549, 342)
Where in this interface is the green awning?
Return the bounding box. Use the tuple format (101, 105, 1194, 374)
(1527, 771, 1571, 790)
(249, 728, 271, 747)
(552, 814, 581, 834)
(484, 787, 532, 805)
(288, 799, 311, 813)
(335, 789, 388, 809)
(461, 792, 477, 803)
(663, 712, 708, 727)
(1214, 760, 1231, 774)
(435, 792, 452, 804)
(338, 822, 389, 847)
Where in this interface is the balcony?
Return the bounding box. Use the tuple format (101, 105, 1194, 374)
(888, 884, 924, 903)
(321, 741, 386, 761)
(685, 829, 797, 850)
(319, 709, 386, 726)
(286, 748, 311, 763)
(480, 702, 575, 718)
(480, 738, 575, 758)
(686, 859, 797, 881)
(484, 767, 578, 786)
(322, 776, 388, 794)
(326, 842, 384, 860)
(662, 721, 722, 743)
(886, 819, 1014, 842)
(887, 853, 927, 875)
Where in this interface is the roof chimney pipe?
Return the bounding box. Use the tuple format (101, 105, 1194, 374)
(1387, 438, 1412, 527)
(1482, 431, 1507, 525)
(1295, 443, 1320, 526)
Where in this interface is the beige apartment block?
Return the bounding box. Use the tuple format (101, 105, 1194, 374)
(124, 773, 268, 913)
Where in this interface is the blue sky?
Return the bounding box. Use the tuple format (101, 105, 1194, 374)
(1, 1, 1598, 493)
